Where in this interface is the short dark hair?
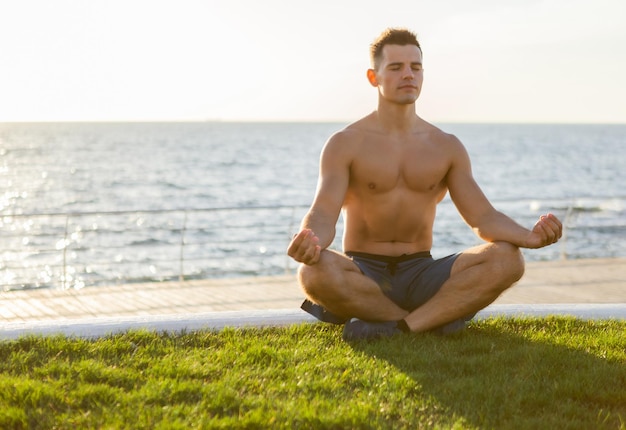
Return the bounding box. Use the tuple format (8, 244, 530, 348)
(369, 28, 421, 70)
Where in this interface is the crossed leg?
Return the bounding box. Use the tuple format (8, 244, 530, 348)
(298, 241, 525, 333)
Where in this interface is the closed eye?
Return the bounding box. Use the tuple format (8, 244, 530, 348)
(387, 62, 423, 71)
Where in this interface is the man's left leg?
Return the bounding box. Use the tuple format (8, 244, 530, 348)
(403, 241, 524, 333)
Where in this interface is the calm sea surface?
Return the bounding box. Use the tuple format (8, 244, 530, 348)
(0, 122, 624, 290)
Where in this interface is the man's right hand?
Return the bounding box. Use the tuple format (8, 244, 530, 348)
(287, 229, 322, 265)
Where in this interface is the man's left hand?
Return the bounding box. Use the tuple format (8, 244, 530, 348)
(525, 213, 563, 248)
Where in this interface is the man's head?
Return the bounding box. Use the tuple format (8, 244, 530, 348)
(367, 28, 424, 105)
(369, 28, 421, 71)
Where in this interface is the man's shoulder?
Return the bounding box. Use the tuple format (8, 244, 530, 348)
(319, 125, 363, 161)
(418, 123, 465, 152)
(419, 121, 459, 141)
(341, 115, 375, 135)
(325, 119, 371, 147)
(330, 114, 393, 146)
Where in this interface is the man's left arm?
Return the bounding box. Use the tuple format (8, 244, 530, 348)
(446, 137, 562, 249)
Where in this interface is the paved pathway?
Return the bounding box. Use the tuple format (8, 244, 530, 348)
(1, 258, 625, 339)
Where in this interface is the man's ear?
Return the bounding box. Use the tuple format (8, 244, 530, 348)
(366, 69, 378, 87)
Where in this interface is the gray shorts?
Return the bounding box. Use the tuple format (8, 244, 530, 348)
(301, 250, 471, 331)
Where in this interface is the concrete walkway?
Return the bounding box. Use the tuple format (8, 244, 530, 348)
(1, 258, 625, 339)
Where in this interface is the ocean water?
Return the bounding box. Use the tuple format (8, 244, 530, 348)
(0, 122, 624, 290)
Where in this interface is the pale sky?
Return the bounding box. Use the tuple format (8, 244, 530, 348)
(1, 0, 625, 123)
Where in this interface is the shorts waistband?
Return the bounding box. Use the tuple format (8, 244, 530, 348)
(345, 250, 432, 263)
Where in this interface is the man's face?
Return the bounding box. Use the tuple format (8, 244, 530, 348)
(369, 44, 424, 105)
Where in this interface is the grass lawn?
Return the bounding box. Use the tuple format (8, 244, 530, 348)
(0, 317, 625, 429)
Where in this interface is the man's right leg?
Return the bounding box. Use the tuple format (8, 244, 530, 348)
(298, 249, 409, 322)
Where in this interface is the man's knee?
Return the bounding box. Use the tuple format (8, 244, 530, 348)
(296, 251, 343, 303)
(297, 263, 319, 299)
(489, 241, 525, 285)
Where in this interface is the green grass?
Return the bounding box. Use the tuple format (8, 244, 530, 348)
(0, 317, 625, 429)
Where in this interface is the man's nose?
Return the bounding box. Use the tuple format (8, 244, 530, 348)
(402, 66, 414, 79)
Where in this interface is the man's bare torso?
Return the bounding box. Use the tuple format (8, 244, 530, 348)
(338, 114, 458, 256)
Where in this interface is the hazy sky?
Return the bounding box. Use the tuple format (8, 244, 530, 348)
(1, 0, 625, 123)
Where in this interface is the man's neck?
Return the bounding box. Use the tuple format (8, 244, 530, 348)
(374, 101, 421, 134)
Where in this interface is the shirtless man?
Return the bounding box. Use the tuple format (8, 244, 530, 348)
(287, 28, 563, 341)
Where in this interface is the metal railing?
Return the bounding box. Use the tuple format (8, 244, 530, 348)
(1, 198, 624, 291)
(0, 205, 319, 291)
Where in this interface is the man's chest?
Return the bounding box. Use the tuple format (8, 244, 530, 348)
(350, 142, 450, 193)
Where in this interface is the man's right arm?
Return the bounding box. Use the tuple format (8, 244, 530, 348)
(287, 132, 352, 265)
